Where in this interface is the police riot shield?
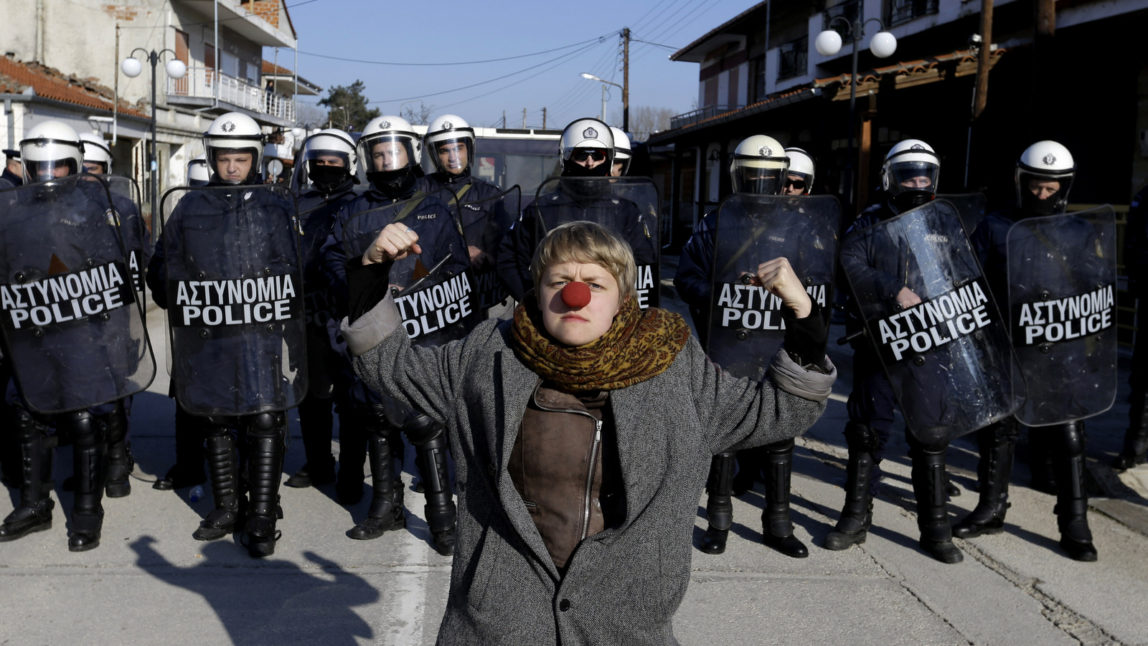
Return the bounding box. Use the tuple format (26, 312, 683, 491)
(532, 176, 661, 308)
(937, 192, 987, 235)
(1006, 207, 1117, 426)
(0, 175, 155, 413)
(840, 198, 1019, 443)
(160, 184, 306, 416)
(705, 194, 840, 380)
(340, 195, 476, 346)
(460, 185, 520, 312)
(105, 176, 150, 302)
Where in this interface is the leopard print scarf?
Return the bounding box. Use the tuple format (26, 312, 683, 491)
(510, 296, 691, 392)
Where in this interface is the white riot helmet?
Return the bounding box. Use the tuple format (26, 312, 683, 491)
(203, 111, 263, 184)
(293, 128, 357, 193)
(425, 114, 475, 177)
(784, 147, 815, 194)
(78, 132, 113, 174)
(359, 116, 421, 173)
(560, 117, 614, 177)
(187, 156, 210, 186)
(729, 135, 788, 195)
(881, 139, 939, 212)
(19, 120, 83, 183)
(610, 127, 632, 176)
(1015, 140, 1074, 215)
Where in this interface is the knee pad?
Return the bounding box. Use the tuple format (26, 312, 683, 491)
(844, 422, 879, 454)
(403, 413, 444, 447)
(248, 412, 284, 436)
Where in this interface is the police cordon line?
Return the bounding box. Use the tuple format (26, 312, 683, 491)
(1013, 283, 1115, 345)
(170, 273, 300, 327)
(716, 282, 828, 330)
(1, 261, 133, 329)
(876, 279, 993, 362)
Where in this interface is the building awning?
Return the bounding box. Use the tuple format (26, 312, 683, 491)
(261, 60, 320, 96)
(650, 46, 1006, 145)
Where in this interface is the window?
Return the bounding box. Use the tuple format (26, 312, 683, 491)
(778, 36, 808, 81)
(887, 0, 939, 26)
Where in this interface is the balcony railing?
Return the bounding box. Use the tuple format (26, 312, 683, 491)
(669, 105, 734, 131)
(167, 65, 295, 123)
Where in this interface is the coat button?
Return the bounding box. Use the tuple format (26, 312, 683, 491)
(559, 599, 571, 612)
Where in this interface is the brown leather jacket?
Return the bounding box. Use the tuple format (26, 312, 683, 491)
(508, 382, 624, 571)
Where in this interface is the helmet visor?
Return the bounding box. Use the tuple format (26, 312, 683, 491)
(364, 136, 415, 172)
(886, 161, 938, 196)
(432, 137, 473, 174)
(732, 166, 783, 195)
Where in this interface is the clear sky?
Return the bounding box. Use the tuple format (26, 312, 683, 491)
(277, 0, 752, 131)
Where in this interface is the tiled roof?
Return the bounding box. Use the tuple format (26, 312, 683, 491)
(813, 47, 1007, 101)
(0, 56, 147, 118)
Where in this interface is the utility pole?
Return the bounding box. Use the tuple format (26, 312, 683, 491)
(622, 27, 631, 133)
(522, 107, 527, 129)
(542, 107, 547, 129)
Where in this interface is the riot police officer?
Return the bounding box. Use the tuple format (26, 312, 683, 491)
(3, 148, 24, 186)
(782, 147, 815, 196)
(497, 118, 657, 305)
(827, 139, 965, 564)
(610, 127, 632, 177)
(148, 111, 303, 558)
(282, 129, 360, 491)
(421, 114, 517, 319)
(675, 135, 815, 558)
(323, 115, 468, 555)
(78, 131, 147, 499)
(0, 120, 151, 551)
(955, 141, 1102, 562)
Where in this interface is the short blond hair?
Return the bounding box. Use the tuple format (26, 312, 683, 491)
(530, 221, 637, 302)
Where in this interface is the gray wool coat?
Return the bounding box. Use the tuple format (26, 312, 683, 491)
(343, 293, 836, 645)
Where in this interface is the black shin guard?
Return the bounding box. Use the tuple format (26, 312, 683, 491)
(100, 402, 133, 498)
(347, 428, 405, 541)
(954, 422, 1016, 538)
(412, 417, 456, 556)
(910, 445, 962, 563)
(1052, 422, 1097, 561)
(194, 426, 240, 541)
(66, 411, 106, 551)
(825, 423, 877, 550)
(0, 409, 55, 541)
(761, 439, 807, 558)
(700, 452, 735, 554)
(243, 413, 286, 557)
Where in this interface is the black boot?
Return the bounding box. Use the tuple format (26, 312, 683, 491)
(348, 431, 406, 540)
(0, 409, 54, 541)
(954, 423, 1016, 539)
(286, 396, 336, 488)
(1113, 388, 1148, 471)
(67, 412, 106, 552)
(0, 387, 20, 488)
(825, 423, 877, 550)
(154, 407, 207, 490)
(193, 428, 242, 541)
(1053, 422, 1098, 562)
(242, 414, 286, 558)
(760, 440, 808, 558)
(413, 419, 456, 556)
(100, 403, 133, 499)
(336, 408, 370, 505)
(700, 452, 735, 554)
(910, 445, 963, 564)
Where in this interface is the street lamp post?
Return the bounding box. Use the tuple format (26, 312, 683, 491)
(815, 16, 897, 208)
(580, 73, 625, 129)
(120, 48, 186, 227)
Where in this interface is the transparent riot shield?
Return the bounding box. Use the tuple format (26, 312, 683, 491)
(705, 194, 840, 380)
(532, 176, 661, 308)
(938, 192, 987, 236)
(840, 198, 1019, 443)
(160, 184, 306, 416)
(105, 176, 150, 303)
(1007, 207, 1117, 426)
(459, 185, 520, 313)
(0, 175, 156, 413)
(340, 194, 476, 346)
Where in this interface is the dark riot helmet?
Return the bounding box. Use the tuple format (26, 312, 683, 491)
(1015, 140, 1074, 216)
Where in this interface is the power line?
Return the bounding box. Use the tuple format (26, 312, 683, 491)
(297, 35, 609, 67)
(368, 41, 600, 104)
(631, 38, 679, 50)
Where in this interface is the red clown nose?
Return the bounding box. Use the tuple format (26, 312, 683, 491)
(561, 281, 591, 308)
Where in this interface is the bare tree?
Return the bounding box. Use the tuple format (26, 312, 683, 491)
(627, 106, 676, 142)
(399, 101, 434, 126)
